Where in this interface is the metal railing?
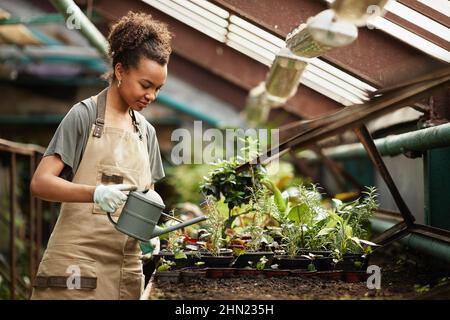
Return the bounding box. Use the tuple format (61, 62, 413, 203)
(0, 138, 57, 300)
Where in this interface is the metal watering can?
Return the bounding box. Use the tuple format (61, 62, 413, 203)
(107, 189, 207, 241)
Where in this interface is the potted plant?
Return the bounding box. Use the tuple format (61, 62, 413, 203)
(318, 187, 380, 271)
(267, 183, 333, 271)
(231, 187, 276, 268)
(153, 230, 201, 269)
(154, 258, 180, 284)
(196, 198, 235, 268)
(235, 256, 267, 277)
(200, 137, 268, 237)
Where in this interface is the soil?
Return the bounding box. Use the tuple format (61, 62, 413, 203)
(146, 243, 450, 300)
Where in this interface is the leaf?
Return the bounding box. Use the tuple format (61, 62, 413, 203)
(350, 237, 364, 250)
(307, 263, 316, 272)
(174, 251, 187, 260)
(156, 265, 169, 272)
(324, 214, 339, 229)
(332, 198, 343, 208)
(329, 212, 343, 223)
(344, 225, 353, 238)
(317, 227, 335, 237)
(264, 180, 287, 213)
(288, 204, 310, 224)
(352, 238, 379, 247)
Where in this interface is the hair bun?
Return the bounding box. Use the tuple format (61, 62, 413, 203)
(104, 11, 172, 82)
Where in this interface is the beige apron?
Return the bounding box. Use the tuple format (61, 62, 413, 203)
(31, 88, 152, 300)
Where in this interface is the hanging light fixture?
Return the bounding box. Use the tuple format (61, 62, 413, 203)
(242, 82, 273, 127)
(286, 9, 358, 58)
(330, 0, 393, 26)
(264, 48, 308, 102)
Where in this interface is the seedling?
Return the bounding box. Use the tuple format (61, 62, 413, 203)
(156, 258, 175, 272)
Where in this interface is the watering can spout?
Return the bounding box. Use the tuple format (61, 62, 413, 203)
(150, 216, 207, 239)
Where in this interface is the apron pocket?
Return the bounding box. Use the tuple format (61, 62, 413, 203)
(33, 259, 97, 299)
(119, 271, 144, 300)
(93, 164, 140, 215)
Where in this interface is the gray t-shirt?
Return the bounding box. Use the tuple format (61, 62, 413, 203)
(44, 96, 165, 184)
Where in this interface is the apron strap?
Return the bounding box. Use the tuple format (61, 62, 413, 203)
(93, 88, 108, 138)
(129, 108, 143, 140)
(93, 87, 143, 140)
(33, 276, 97, 289)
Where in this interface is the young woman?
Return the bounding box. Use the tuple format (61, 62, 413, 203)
(30, 12, 171, 300)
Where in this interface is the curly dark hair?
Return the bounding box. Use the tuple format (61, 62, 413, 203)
(104, 11, 172, 82)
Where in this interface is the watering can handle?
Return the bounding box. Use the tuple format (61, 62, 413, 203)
(107, 211, 117, 226)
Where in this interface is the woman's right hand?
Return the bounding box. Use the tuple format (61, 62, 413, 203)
(93, 184, 137, 212)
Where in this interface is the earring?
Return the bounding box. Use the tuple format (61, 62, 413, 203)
(117, 79, 122, 88)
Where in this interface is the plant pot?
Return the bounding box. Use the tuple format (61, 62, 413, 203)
(275, 255, 313, 270)
(289, 270, 318, 277)
(205, 267, 236, 279)
(180, 269, 206, 282)
(232, 252, 274, 269)
(155, 271, 180, 284)
(235, 269, 264, 277)
(316, 270, 343, 281)
(199, 255, 235, 268)
(343, 271, 368, 283)
(199, 248, 233, 257)
(299, 249, 333, 257)
(313, 257, 334, 271)
(333, 254, 369, 272)
(264, 269, 290, 278)
(152, 251, 201, 269)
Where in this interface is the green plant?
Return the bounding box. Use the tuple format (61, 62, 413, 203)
(201, 196, 227, 256)
(280, 222, 304, 257)
(319, 211, 377, 262)
(271, 183, 330, 253)
(167, 231, 187, 260)
(303, 218, 333, 251)
(264, 182, 325, 224)
(436, 276, 450, 287)
(0, 275, 9, 299)
(414, 284, 430, 294)
(156, 258, 175, 272)
(301, 252, 321, 271)
(240, 186, 275, 252)
(307, 263, 316, 272)
(200, 137, 267, 213)
(334, 186, 378, 239)
(256, 256, 268, 270)
(313, 187, 379, 262)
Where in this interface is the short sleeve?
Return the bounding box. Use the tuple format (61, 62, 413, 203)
(44, 103, 89, 179)
(146, 124, 165, 184)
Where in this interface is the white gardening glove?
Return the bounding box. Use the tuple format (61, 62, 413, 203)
(93, 184, 137, 212)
